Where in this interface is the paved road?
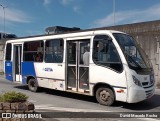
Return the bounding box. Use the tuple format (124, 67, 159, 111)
(0, 75, 160, 121)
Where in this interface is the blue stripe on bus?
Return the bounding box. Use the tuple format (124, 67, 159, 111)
(5, 61, 13, 81)
(22, 62, 36, 85)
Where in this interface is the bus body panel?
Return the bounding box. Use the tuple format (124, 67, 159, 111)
(90, 31, 128, 102)
(126, 68, 156, 103)
(90, 63, 127, 102)
(34, 63, 65, 80)
(34, 63, 65, 91)
(21, 62, 65, 91)
(127, 85, 155, 103)
(21, 62, 36, 84)
(5, 61, 13, 81)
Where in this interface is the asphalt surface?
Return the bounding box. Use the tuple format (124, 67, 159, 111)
(0, 75, 160, 121)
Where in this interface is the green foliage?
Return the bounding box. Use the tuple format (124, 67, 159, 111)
(0, 94, 3, 102)
(0, 91, 28, 103)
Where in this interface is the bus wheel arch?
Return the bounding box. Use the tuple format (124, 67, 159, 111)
(93, 83, 115, 106)
(27, 76, 39, 92)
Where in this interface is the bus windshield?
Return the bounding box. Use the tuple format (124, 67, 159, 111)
(113, 33, 152, 71)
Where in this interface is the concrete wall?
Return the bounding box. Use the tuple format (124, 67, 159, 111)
(136, 35, 160, 85)
(0, 41, 5, 74)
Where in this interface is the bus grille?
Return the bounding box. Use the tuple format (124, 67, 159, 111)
(142, 81, 154, 89)
(142, 82, 148, 86)
(145, 89, 154, 98)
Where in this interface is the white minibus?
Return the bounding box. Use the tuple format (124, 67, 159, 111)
(4, 29, 156, 106)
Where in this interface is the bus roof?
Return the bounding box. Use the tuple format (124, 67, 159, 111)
(6, 28, 125, 43)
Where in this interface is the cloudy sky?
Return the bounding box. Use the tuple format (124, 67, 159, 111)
(0, 0, 160, 37)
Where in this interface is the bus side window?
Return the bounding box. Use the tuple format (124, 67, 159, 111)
(5, 43, 12, 61)
(45, 39, 64, 63)
(23, 41, 44, 62)
(93, 35, 123, 72)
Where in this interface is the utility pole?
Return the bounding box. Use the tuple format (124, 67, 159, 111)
(113, 0, 116, 26)
(0, 4, 7, 38)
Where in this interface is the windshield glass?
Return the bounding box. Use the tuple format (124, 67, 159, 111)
(113, 33, 151, 70)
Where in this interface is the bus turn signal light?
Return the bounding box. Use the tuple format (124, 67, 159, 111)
(117, 89, 124, 93)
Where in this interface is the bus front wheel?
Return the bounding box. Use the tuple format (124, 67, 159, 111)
(96, 87, 115, 106)
(28, 78, 38, 92)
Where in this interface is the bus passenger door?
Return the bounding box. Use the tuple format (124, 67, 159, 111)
(66, 39, 90, 93)
(13, 44, 22, 82)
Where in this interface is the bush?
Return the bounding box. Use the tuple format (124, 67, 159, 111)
(0, 94, 3, 102)
(0, 91, 28, 103)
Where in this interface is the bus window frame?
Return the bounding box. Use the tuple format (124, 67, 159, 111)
(5, 43, 12, 61)
(23, 40, 44, 62)
(92, 34, 123, 73)
(44, 38, 64, 63)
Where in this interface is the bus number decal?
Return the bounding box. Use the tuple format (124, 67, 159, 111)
(43, 68, 53, 72)
(6, 63, 11, 66)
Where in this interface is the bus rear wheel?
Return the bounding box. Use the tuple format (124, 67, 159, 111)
(28, 78, 38, 92)
(96, 87, 115, 106)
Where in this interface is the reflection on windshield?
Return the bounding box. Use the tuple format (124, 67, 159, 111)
(113, 33, 151, 70)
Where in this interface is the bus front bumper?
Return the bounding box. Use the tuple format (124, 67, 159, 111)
(127, 85, 155, 103)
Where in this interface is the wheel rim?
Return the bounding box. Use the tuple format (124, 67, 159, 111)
(29, 80, 36, 90)
(99, 89, 110, 102)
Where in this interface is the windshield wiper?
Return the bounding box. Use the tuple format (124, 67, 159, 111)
(127, 55, 142, 69)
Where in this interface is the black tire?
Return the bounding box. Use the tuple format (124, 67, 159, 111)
(28, 78, 38, 92)
(96, 87, 115, 106)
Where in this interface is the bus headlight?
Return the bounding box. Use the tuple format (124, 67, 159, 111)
(132, 75, 142, 87)
(150, 73, 155, 85)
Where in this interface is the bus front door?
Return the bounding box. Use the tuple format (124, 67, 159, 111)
(13, 44, 22, 82)
(66, 40, 90, 93)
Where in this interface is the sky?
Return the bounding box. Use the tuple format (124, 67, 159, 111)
(0, 0, 160, 37)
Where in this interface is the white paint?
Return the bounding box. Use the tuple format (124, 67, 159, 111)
(90, 63, 128, 102)
(15, 74, 22, 82)
(34, 63, 65, 82)
(35, 105, 110, 112)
